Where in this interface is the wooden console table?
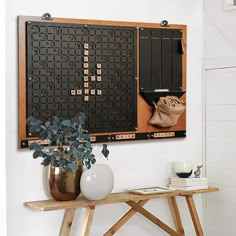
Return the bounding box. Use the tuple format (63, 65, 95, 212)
(25, 187, 218, 236)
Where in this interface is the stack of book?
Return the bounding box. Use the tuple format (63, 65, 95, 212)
(169, 177, 208, 190)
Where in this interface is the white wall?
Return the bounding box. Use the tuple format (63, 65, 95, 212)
(204, 1, 236, 236)
(1, 0, 7, 236)
(204, 0, 236, 58)
(6, 0, 204, 235)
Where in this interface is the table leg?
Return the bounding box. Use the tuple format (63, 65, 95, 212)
(81, 206, 95, 236)
(59, 208, 76, 236)
(185, 195, 204, 236)
(104, 200, 148, 236)
(168, 197, 185, 236)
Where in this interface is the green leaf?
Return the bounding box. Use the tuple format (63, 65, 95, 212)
(59, 159, 67, 168)
(84, 142, 91, 149)
(39, 130, 48, 140)
(27, 117, 41, 126)
(33, 150, 43, 159)
(44, 121, 51, 128)
(85, 149, 92, 157)
(41, 158, 50, 166)
(29, 142, 37, 150)
(49, 147, 55, 153)
(81, 134, 90, 141)
(67, 163, 78, 171)
(53, 116, 60, 124)
(64, 138, 69, 144)
(72, 131, 78, 138)
(40, 125, 47, 130)
(72, 148, 78, 157)
(101, 144, 109, 159)
(85, 161, 91, 169)
(61, 119, 71, 127)
(56, 134, 63, 145)
(79, 113, 86, 125)
(71, 140, 79, 148)
(29, 142, 43, 151)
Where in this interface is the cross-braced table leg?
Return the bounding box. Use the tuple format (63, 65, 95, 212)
(185, 195, 204, 236)
(59, 208, 76, 236)
(127, 201, 180, 236)
(104, 200, 148, 236)
(168, 197, 185, 236)
(81, 206, 95, 236)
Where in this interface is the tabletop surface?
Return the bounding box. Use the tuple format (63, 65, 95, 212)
(24, 187, 219, 211)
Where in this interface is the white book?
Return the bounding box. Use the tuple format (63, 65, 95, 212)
(169, 184, 209, 191)
(171, 177, 208, 186)
(171, 181, 208, 187)
(171, 179, 208, 187)
(171, 177, 208, 182)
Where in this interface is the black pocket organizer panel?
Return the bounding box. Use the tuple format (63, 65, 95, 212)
(26, 21, 137, 135)
(139, 28, 185, 106)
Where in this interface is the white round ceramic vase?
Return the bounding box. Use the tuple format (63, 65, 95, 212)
(80, 164, 114, 200)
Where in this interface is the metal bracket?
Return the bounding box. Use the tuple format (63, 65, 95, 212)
(41, 13, 53, 21)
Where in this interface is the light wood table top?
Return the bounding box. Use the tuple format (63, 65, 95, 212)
(25, 187, 218, 211)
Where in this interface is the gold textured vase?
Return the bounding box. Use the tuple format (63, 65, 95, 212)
(48, 164, 83, 201)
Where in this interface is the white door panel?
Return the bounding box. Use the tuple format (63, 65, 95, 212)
(205, 67, 236, 236)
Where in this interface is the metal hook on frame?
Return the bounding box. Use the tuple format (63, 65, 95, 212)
(160, 20, 169, 27)
(41, 13, 53, 21)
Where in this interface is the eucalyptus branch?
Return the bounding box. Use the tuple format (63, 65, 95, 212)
(27, 113, 109, 170)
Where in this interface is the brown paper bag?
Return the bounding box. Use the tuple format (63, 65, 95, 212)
(149, 96, 186, 127)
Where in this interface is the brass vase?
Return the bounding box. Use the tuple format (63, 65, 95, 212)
(48, 164, 83, 201)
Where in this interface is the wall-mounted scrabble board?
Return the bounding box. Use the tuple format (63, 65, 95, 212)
(18, 15, 187, 148)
